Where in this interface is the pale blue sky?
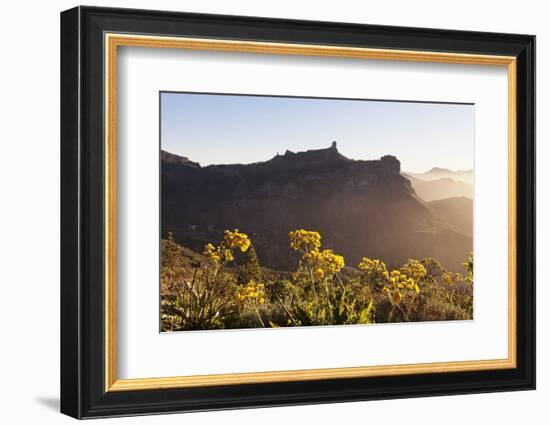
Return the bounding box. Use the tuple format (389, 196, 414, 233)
(160, 92, 474, 173)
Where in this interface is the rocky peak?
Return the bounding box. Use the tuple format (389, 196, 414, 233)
(380, 155, 401, 175)
(269, 142, 349, 170)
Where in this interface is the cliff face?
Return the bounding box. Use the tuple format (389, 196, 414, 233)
(161, 144, 472, 271)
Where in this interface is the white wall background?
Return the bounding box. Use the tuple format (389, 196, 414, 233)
(0, 0, 545, 423)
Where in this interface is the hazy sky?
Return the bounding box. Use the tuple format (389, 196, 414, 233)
(160, 92, 474, 173)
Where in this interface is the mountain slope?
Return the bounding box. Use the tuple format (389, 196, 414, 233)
(428, 197, 473, 236)
(161, 143, 472, 272)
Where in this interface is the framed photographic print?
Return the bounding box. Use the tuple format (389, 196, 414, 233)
(60, 6, 536, 419)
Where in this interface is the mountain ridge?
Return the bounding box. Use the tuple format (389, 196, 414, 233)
(405, 167, 473, 184)
(161, 143, 471, 271)
(403, 173, 473, 201)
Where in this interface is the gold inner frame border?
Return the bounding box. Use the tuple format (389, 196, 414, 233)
(104, 33, 517, 392)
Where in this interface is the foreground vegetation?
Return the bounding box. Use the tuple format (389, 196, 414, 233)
(161, 229, 473, 331)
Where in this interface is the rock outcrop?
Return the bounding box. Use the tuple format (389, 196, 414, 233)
(161, 150, 201, 168)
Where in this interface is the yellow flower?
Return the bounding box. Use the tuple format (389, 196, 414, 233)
(223, 229, 251, 252)
(358, 257, 388, 284)
(303, 249, 321, 262)
(289, 229, 345, 279)
(382, 267, 422, 296)
(202, 242, 234, 263)
(317, 249, 345, 274)
(235, 280, 266, 307)
(390, 270, 401, 279)
(400, 259, 427, 281)
(314, 268, 325, 279)
(442, 271, 454, 286)
(289, 229, 322, 253)
(202, 243, 215, 257)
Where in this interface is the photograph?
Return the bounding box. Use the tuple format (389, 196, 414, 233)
(160, 92, 475, 331)
(56, 5, 536, 419)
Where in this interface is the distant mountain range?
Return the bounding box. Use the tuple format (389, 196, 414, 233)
(403, 174, 472, 202)
(161, 143, 472, 272)
(403, 167, 473, 202)
(406, 167, 474, 184)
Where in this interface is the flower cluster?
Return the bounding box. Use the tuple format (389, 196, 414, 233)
(202, 243, 233, 263)
(442, 271, 463, 286)
(289, 229, 345, 283)
(357, 257, 422, 305)
(358, 257, 389, 283)
(223, 229, 251, 252)
(389, 270, 419, 291)
(202, 242, 234, 263)
(379, 270, 420, 305)
(235, 280, 266, 307)
(301, 249, 345, 278)
(463, 254, 474, 284)
(400, 259, 427, 281)
(314, 249, 345, 275)
(289, 229, 322, 253)
(202, 230, 250, 265)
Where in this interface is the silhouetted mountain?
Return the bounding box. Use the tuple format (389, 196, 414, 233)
(161, 150, 201, 168)
(428, 197, 473, 236)
(403, 174, 473, 201)
(161, 143, 472, 271)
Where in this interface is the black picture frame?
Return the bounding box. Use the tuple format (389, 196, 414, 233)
(61, 5, 535, 419)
